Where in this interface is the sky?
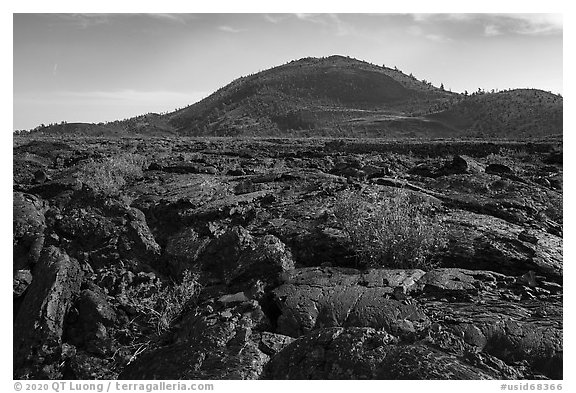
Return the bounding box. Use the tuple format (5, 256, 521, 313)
(13, 13, 563, 131)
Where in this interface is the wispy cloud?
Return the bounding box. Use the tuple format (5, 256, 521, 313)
(410, 13, 562, 37)
(53, 13, 111, 29)
(425, 34, 452, 43)
(408, 25, 451, 43)
(484, 25, 501, 37)
(329, 14, 355, 37)
(263, 14, 290, 24)
(292, 13, 356, 37)
(52, 13, 197, 28)
(147, 14, 194, 24)
(294, 13, 316, 22)
(505, 14, 562, 35)
(218, 25, 246, 34)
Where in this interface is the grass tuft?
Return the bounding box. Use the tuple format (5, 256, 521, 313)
(77, 153, 148, 195)
(334, 188, 446, 269)
(123, 270, 200, 336)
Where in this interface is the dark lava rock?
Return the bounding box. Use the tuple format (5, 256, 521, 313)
(13, 152, 52, 186)
(234, 180, 267, 195)
(440, 211, 562, 281)
(120, 340, 267, 379)
(119, 207, 161, 263)
(54, 201, 160, 269)
(27, 174, 83, 200)
(147, 162, 164, 171)
(518, 229, 539, 244)
(64, 348, 117, 380)
(413, 267, 562, 379)
(540, 165, 559, 174)
(163, 162, 203, 174)
(76, 288, 117, 326)
(13, 269, 33, 298)
(330, 156, 369, 179)
(197, 226, 255, 282)
(264, 327, 398, 379)
(33, 169, 51, 184)
(164, 227, 210, 276)
(421, 298, 563, 379)
(417, 268, 509, 300)
(203, 166, 218, 175)
(544, 151, 562, 165)
(227, 168, 246, 176)
(65, 288, 117, 355)
(13, 192, 46, 270)
(258, 332, 295, 357)
(362, 164, 390, 178)
(54, 204, 119, 251)
(229, 235, 295, 290)
(270, 223, 357, 268)
(440, 155, 485, 176)
(14, 140, 73, 163)
(408, 162, 440, 178)
(374, 343, 499, 379)
(120, 301, 270, 379)
(548, 175, 562, 190)
(264, 326, 523, 379)
(486, 163, 514, 175)
(14, 247, 83, 378)
(272, 267, 429, 338)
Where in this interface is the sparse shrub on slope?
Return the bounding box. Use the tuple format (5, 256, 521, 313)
(334, 188, 446, 269)
(112, 270, 201, 369)
(77, 153, 148, 195)
(123, 270, 200, 336)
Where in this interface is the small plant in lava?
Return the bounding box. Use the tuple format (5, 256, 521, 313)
(77, 153, 148, 196)
(123, 270, 201, 336)
(334, 187, 446, 269)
